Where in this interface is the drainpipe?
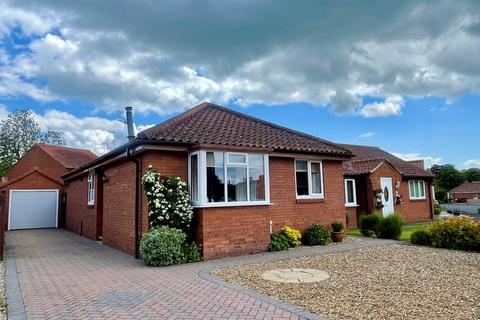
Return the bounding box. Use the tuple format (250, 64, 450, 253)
(126, 146, 142, 259)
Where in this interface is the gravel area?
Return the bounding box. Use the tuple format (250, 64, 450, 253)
(215, 245, 480, 320)
(0, 261, 5, 320)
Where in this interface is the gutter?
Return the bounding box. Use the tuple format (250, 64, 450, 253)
(126, 146, 142, 259)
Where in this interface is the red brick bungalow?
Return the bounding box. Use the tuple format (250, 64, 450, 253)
(63, 102, 356, 260)
(448, 181, 480, 203)
(341, 144, 435, 227)
(0, 144, 97, 230)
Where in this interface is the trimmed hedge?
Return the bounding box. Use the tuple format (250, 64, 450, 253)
(303, 224, 331, 246)
(140, 226, 202, 266)
(411, 230, 431, 246)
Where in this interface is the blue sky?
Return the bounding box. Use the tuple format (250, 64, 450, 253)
(0, 0, 479, 168)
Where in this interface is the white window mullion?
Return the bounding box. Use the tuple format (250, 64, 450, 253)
(246, 154, 250, 202)
(199, 151, 208, 204)
(264, 155, 270, 203)
(223, 152, 228, 203)
(307, 161, 312, 196)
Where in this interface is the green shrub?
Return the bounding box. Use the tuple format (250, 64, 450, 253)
(429, 217, 480, 251)
(331, 220, 344, 232)
(434, 204, 442, 215)
(303, 224, 331, 246)
(140, 226, 186, 266)
(359, 214, 381, 237)
(410, 230, 431, 246)
(279, 226, 302, 247)
(268, 233, 290, 252)
(181, 242, 202, 263)
(375, 215, 404, 240)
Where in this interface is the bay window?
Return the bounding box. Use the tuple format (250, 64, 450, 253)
(344, 178, 357, 206)
(189, 151, 269, 207)
(409, 180, 426, 200)
(295, 160, 324, 198)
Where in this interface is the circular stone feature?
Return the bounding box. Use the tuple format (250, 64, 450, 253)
(262, 268, 330, 283)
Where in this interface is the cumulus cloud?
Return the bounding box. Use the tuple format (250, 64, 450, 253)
(464, 159, 480, 169)
(392, 152, 442, 168)
(361, 96, 405, 117)
(1, 0, 480, 116)
(34, 109, 152, 155)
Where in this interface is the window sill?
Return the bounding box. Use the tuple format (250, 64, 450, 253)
(87, 204, 95, 209)
(409, 198, 427, 202)
(345, 204, 358, 208)
(296, 198, 325, 204)
(193, 201, 272, 208)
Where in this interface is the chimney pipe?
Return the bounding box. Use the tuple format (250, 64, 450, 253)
(125, 106, 135, 142)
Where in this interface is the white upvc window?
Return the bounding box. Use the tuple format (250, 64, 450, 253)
(344, 178, 357, 207)
(409, 180, 426, 200)
(188, 151, 270, 207)
(295, 160, 324, 199)
(87, 173, 95, 205)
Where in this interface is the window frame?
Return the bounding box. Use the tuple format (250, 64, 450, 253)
(408, 180, 426, 200)
(295, 159, 324, 199)
(344, 178, 357, 207)
(190, 150, 270, 208)
(87, 172, 95, 205)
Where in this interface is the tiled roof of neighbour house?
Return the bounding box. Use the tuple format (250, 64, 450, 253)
(340, 144, 434, 178)
(37, 144, 98, 169)
(449, 181, 480, 194)
(137, 102, 352, 156)
(343, 158, 385, 175)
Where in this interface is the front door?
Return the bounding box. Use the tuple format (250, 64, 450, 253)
(380, 177, 394, 216)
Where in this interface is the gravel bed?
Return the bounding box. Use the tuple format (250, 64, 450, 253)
(215, 245, 480, 320)
(0, 261, 4, 320)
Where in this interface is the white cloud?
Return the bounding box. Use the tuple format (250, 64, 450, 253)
(1, 1, 480, 116)
(358, 132, 375, 138)
(392, 152, 442, 168)
(464, 159, 480, 169)
(361, 96, 404, 117)
(34, 109, 150, 155)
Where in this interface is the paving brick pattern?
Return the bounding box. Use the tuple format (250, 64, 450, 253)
(6, 229, 395, 320)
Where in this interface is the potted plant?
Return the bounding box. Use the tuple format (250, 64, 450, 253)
(331, 220, 345, 242)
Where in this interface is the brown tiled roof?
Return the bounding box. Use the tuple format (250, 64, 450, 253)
(449, 181, 480, 194)
(343, 158, 385, 175)
(340, 144, 434, 177)
(137, 102, 351, 156)
(37, 144, 98, 169)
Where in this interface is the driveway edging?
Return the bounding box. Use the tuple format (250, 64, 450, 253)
(5, 247, 27, 320)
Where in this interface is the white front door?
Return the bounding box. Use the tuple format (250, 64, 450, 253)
(380, 177, 394, 216)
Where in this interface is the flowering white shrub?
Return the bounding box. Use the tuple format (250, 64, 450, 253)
(142, 167, 193, 231)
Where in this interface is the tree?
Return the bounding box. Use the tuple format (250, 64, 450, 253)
(432, 164, 465, 191)
(0, 109, 64, 176)
(462, 168, 480, 182)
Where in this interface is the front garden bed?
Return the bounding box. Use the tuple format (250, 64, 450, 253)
(215, 244, 480, 320)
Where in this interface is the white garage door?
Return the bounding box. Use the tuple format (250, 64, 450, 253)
(9, 190, 58, 230)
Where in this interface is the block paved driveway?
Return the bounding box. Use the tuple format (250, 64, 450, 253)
(6, 229, 394, 320)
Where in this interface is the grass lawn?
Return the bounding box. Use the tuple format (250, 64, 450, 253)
(347, 222, 432, 241)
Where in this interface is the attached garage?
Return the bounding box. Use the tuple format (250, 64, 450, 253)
(8, 190, 59, 230)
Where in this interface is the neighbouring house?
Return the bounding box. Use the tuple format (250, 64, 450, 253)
(0, 144, 97, 230)
(448, 181, 480, 203)
(341, 144, 435, 227)
(62, 103, 354, 260)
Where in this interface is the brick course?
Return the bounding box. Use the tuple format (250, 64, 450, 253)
(65, 177, 97, 240)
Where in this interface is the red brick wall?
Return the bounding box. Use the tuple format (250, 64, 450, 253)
(5, 145, 66, 181)
(65, 176, 97, 240)
(103, 161, 137, 256)
(198, 157, 347, 260)
(1, 145, 67, 230)
(369, 162, 432, 223)
(1, 171, 62, 229)
(346, 207, 358, 228)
